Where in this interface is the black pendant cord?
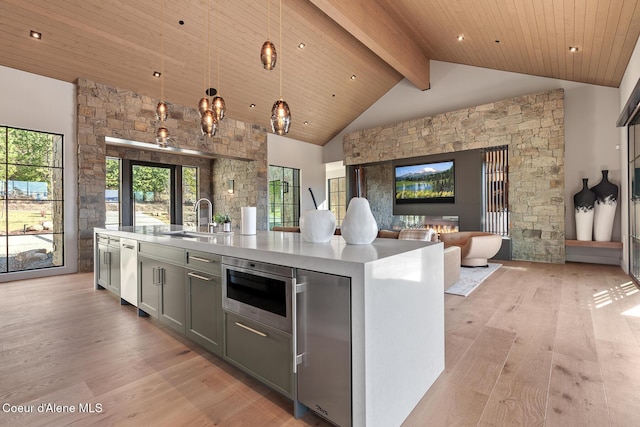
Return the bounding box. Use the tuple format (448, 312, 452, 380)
(308, 187, 318, 209)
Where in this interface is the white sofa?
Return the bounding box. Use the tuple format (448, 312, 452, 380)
(440, 231, 502, 267)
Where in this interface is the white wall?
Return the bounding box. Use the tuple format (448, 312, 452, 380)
(0, 65, 77, 280)
(324, 60, 622, 251)
(267, 133, 327, 214)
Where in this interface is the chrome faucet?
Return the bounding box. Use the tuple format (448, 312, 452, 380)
(193, 198, 213, 232)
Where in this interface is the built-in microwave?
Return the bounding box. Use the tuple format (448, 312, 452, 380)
(221, 256, 294, 333)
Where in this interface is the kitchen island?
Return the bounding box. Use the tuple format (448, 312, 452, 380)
(94, 225, 444, 427)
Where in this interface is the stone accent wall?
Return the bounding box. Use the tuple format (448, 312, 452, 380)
(365, 164, 394, 228)
(344, 89, 565, 263)
(77, 78, 268, 272)
(212, 158, 268, 232)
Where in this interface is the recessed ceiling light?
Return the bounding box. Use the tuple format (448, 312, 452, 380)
(153, 71, 161, 78)
(178, 20, 184, 25)
(350, 74, 356, 80)
(457, 34, 464, 41)
(304, 121, 309, 125)
(298, 42, 306, 49)
(249, 103, 256, 108)
(30, 30, 41, 40)
(569, 46, 579, 52)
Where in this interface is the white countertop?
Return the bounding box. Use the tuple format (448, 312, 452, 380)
(95, 225, 438, 269)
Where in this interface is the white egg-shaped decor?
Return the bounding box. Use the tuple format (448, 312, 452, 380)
(300, 210, 336, 243)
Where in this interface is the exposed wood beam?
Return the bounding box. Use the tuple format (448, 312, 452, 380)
(309, 0, 431, 90)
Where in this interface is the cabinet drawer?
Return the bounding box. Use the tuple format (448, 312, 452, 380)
(186, 251, 221, 276)
(97, 234, 120, 246)
(96, 234, 110, 245)
(224, 312, 292, 396)
(138, 242, 185, 265)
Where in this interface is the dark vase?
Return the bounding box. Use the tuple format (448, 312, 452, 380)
(573, 178, 596, 213)
(574, 178, 596, 241)
(590, 169, 618, 204)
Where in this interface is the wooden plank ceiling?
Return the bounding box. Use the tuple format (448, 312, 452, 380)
(1, 0, 639, 146)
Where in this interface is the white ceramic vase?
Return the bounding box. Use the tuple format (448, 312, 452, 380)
(575, 210, 594, 241)
(341, 197, 378, 245)
(300, 210, 336, 243)
(591, 170, 618, 242)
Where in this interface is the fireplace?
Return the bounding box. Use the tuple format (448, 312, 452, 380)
(389, 215, 459, 234)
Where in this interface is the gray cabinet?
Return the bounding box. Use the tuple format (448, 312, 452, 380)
(159, 261, 186, 333)
(186, 251, 223, 356)
(224, 311, 293, 397)
(138, 255, 159, 318)
(96, 234, 121, 295)
(137, 243, 186, 334)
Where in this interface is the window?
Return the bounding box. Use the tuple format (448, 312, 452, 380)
(0, 126, 64, 272)
(105, 159, 197, 227)
(182, 166, 198, 226)
(268, 165, 300, 229)
(483, 146, 509, 235)
(105, 157, 120, 228)
(328, 177, 346, 226)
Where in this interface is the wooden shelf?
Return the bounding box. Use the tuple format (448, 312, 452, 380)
(565, 239, 622, 249)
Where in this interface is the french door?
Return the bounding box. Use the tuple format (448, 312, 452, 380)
(132, 164, 172, 226)
(118, 160, 181, 227)
(628, 123, 640, 281)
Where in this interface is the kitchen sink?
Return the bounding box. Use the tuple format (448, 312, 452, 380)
(158, 230, 212, 239)
(158, 230, 233, 239)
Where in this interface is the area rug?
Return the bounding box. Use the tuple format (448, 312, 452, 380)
(445, 263, 502, 297)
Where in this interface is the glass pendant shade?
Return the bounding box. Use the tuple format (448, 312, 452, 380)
(201, 109, 218, 137)
(212, 96, 226, 121)
(270, 99, 291, 135)
(156, 101, 168, 121)
(261, 40, 277, 70)
(198, 97, 210, 115)
(156, 126, 169, 147)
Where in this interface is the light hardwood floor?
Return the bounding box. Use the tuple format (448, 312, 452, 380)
(0, 261, 639, 426)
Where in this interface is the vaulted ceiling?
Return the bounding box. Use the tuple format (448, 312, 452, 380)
(1, 0, 639, 146)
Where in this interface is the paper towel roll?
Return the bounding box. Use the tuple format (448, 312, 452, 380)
(241, 206, 257, 235)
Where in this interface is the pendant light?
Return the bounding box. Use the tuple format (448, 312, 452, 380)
(270, 0, 290, 135)
(156, 0, 170, 147)
(199, 0, 217, 137)
(211, 0, 225, 121)
(198, 0, 210, 115)
(260, 0, 277, 70)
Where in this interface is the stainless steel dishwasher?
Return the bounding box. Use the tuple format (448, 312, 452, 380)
(295, 269, 351, 427)
(120, 238, 138, 306)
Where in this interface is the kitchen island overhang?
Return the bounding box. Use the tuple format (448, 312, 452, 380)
(94, 225, 444, 427)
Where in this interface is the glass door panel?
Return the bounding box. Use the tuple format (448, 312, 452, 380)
(105, 158, 121, 228)
(268, 165, 300, 229)
(182, 166, 198, 227)
(629, 124, 640, 282)
(632, 237, 640, 279)
(132, 165, 171, 226)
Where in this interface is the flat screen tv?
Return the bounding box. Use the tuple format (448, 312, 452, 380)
(395, 160, 455, 203)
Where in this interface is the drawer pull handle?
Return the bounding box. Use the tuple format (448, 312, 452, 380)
(122, 244, 135, 250)
(234, 321, 268, 337)
(188, 272, 212, 281)
(190, 256, 212, 263)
